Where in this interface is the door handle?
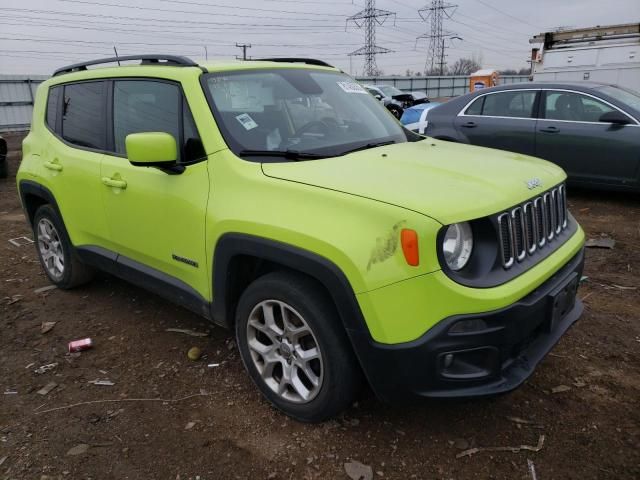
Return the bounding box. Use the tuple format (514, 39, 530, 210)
(460, 121, 477, 128)
(101, 176, 127, 189)
(539, 126, 560, 134)
(44, 161, 63, 172)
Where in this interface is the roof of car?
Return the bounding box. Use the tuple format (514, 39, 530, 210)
(51, 55, 338, 78)
(427, 80, 640, 119)
(477, 81, 614, 92)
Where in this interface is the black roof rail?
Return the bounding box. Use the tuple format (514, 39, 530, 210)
(250, 58, 335, 68)
(53, 55, 199, 77)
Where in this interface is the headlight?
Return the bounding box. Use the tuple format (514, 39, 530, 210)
(442, 222, 473, 271)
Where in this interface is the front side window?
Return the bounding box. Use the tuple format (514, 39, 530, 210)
(544, 91, 620, 122)
(203, 69, 418, 159)
(113, 80, 181, 155)
(182, 100, 205, 163)
(595, 85, 640, 112)
(480, 91, 536, 118)
(62, 82, 106, 149)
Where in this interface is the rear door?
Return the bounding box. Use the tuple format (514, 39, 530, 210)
(535, 90, 640, 187)
(454, 89, 539, 155)
(42, 81, 109, 247)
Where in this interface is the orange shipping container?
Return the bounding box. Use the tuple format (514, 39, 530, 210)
(469, 69, 500, 92)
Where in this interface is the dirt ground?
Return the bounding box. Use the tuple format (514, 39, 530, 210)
(1, 131, 639, 480)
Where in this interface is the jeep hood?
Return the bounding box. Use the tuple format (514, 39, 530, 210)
(261, 140, 566, 225)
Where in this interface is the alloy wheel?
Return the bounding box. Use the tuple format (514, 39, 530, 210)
(246, 299, 324, 403)
(37, 218, 64, 280)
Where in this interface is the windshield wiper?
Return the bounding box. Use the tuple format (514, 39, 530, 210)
(237, 149, 328, 160)
(340, 140, 396, 156)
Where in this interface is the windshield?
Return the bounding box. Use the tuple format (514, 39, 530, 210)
(378, 85, 402, 97)
(595, 85, 640, 112)
(203, 69, 418, 159)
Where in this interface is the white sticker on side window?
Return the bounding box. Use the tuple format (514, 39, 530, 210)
(337, 81, 368, 94)
(235, 113, 258, 130)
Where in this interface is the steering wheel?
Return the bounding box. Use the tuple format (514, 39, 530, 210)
(294, 120, 332, 136)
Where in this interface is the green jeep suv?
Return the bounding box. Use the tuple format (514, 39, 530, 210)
(17, 55, 585, 422)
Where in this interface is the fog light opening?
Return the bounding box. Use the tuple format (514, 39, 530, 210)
(443, 353, 454, 369)
(438, 347, 499, 380)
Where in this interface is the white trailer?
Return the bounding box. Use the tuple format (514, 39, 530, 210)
(530, 23, 640, 92)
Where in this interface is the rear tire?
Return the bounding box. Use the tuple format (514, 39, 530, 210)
(33, 205, 94, 289)
(0, 159, 7, 179)
(235, 271, 362, 422)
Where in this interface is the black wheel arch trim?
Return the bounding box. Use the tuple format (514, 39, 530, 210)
(211, 233, 384, 396)
(18, 179, 64, 226)
(211, 233, 368, 332)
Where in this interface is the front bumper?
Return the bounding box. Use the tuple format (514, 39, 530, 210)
(350, 247, 585, 402)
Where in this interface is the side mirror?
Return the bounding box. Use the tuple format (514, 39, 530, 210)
(599, 110, 630, 125)
(126, 132, 178, 167)
(374, 94, 383, 101)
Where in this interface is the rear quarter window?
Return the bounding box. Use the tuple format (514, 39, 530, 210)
(465, 96, 484, 115)
(46, 86, 62, 133)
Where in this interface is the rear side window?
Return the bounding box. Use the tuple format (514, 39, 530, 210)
(62, 82, 106, 149)
(113, 80, 181, 155)
(46, 86, 62, 132)
(475, 91, 536, 118)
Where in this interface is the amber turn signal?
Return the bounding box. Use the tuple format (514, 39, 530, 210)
(401, 229, 419, 266)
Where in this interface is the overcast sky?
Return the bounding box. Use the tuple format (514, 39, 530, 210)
(1, 0, 638, 76)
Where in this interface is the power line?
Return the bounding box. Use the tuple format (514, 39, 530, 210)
(471, 0, 544, 29)
(156, 0, 350, 17)
(57, 0, 346, 23)
(0, 9, 346, 30)
(347, 0, 396, 76)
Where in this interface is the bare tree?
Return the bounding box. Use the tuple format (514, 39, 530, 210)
(425, 66, 447, 76)
(449, 57, 481, 76)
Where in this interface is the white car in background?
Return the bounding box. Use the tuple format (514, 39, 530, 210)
(399, 102, 442, 134)
(364, 84, 430, 119)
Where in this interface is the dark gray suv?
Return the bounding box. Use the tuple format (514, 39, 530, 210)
(426, 82, 640, 192)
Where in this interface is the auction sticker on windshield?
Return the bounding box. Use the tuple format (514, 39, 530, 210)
(337, 82, 368, 94)
(236, 113, 258, 130)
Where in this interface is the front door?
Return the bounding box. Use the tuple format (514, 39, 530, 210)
(535, 90, 640, 188)
(454, 89, 539, 156)
(100, 79, 210, 298)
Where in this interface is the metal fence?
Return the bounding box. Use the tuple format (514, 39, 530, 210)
(0, 74, 530, 132)
(0, 75, 48, 132)
(355, 75, 530, 98)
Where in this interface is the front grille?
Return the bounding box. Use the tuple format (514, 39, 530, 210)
(497, 184, 568, 269)
(498, 213, 514, 267)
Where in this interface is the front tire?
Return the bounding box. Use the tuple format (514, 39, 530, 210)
(33, 205, 94, 289)
(235, 272, 361, 422)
